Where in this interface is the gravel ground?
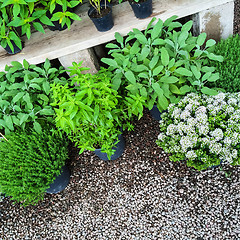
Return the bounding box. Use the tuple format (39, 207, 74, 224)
(1, 2, 240, 240)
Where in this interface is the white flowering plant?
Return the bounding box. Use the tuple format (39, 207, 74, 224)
(156, 92, 240, 170)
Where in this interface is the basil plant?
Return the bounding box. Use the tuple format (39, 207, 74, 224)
(102, 16, 223, 116)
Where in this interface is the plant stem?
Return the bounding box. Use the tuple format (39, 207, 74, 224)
(0, 132, 8, 141)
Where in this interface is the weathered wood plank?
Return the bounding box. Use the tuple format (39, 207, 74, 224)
(0, 0, 233, 70)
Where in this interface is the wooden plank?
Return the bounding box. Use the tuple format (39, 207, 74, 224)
(0, 0, 233, 70)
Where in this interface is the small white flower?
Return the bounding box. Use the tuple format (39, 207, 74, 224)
(158, 133, 166, 141)
(166, 124, 176, 135)
(210, 128, 224, 141)
(186, 150, 197, 160)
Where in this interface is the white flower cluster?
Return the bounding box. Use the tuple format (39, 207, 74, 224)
(157, 92, 240, 166)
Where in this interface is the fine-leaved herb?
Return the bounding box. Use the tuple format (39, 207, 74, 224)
(0, 124, 69, 206)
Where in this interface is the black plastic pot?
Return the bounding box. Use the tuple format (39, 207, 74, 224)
(150, 105, 166, 121)
(88, 3, 114, 32)
(46, 165, 70, 194)
(129, 0, 152, 19)
(94, 134, 125, 160)
(4, 40, 22, 54)
(46, 4, 73, 31)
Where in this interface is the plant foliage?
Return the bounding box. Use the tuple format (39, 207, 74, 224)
(0, 0, 82, 52)
(156, 92, 240, 170)
(0, 125, 69, 206)
(102, 16, 223, 116)
(51, 62, 126, 159)
(206, 34, 240, 92)
(0, 59, 67, 134)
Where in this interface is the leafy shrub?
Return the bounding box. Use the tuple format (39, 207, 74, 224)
(206, 34, 240, 92)
(157, 92, 240, 170)
(51, 62, 128, 159)
(0, 125, 69, 206)
(0, 59, 67, 134)
(102, 16, 223, 116)
(0, 0, 82, 52)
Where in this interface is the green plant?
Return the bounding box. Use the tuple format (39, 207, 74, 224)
(0, 124, 69, 206)
(51, 62, 126, 159)
(0, 59, 67, 135)
(0, 0, 82, 51)
(156, 92, 240, 170)
(206, 34, 240, 92)
(102, 16, 223, 116)
(89, 0, 111, 16)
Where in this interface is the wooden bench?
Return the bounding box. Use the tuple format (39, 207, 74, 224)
(0, 0, 234, 72)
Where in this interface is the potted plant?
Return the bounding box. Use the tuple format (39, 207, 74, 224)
(156, 92, 240, 170)
(0, 125, 69, 206)
(0, 59, 67, 135)
(51, 61, 126, 160)
(88, 0, 113, 32)
(127, 0, 152, 19)
(206, 34, 240, 93)
(0, 0, 82, 53)
(102, 16, 223, 120)
(45, 1, 82, 31)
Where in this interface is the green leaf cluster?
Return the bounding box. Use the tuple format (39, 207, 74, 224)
(0, 59, 67, 134)
(0, 124, 69, 206)
(206, 34, 240, 92)
(51, 62, 126, 159)
(0, 0, 82, 52)
(102, 16, 223, 114)
(89, 0, 111, 16)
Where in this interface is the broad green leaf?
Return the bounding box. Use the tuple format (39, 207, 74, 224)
(12, 92, 25, 103)
(169, 84, 181, 94)
(201, 87, 218, 95)
(175, 67, 193, 77)
(135, 34, 148, 44)
(160, 76, 179, 83)
(4, 115, 14, 130)
(149, 56, 159, 70)
(29, 83, 41, 90)
(101, 58, 118, 68)
(39, 109, 54, 115)
(152, 39, 165, 46)
(158, 94, 168, 110)
(180, 85, 192, 94)
(43, 81, 50, 95)
(152, 82, 164, 96)
(133, 65, 148, 72)
(205, 39, 216, 48)
(130, 41, 140, 55)
(208, 53, 224, 62)
(190, 65, 201, 79)
(115, 32, 124, 47)
(197, 32, 207, 46)
(33, 121, 42, 133)
(125, 71, 136, 84)
(208, 73, 219, 82)
(181, 20, 193, 32)
(23, 93, 33, 109)
(151, 19, 163, 40)
(152, 65, 164, 76)
(23, 59, 29, 69)
(106, 43, 119, 49)
(161, 47, 169, 66)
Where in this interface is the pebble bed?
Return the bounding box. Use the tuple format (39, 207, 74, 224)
(1, 1, 240, 238)
(0, 110, 240, 239)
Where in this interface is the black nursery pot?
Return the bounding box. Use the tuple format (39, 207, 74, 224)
(150, 105, 166, 121)
(88, 3, 114, 32)
(46, 165, 70, 194)
(94, 134, 125, 161)
(129, 0, 152, 19)
(46, 4, 73, 31)
(4, 40, 22, 55)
